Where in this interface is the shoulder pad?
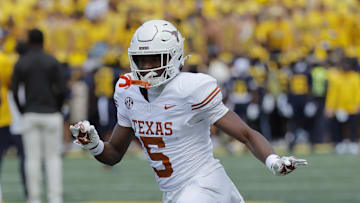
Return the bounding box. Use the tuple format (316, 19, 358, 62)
(176, 73, 221, 110)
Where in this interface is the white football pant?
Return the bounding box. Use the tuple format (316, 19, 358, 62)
(0, 183, 2, 203)
(163, 167, 244, 203)
(22, 113, 63, 203)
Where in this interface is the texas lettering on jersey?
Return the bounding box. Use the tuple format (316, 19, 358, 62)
(114, 72, 226, 191)
(132, 120, 173, 136)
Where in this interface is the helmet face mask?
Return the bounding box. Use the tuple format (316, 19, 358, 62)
(131, 54, 170, 83)
(128, 20, 186, 88)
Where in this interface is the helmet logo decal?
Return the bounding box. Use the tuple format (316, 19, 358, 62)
(139, 46, 149, 50)
(163, 30, 179, 42)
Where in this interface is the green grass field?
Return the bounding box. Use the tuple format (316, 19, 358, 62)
(2, 153, 360, 203)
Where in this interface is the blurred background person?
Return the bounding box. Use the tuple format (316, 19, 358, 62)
(224, 57, 258, 154)
(287, 59, 312, 152)
(309, 60, 328, 151)
(325, 57, 360, 154)
(249, 59, 273, 142)
(227, 57, 255, 123)
(11, 29, 66, 203)
(0, 31, 27, 199)
(92, 66, 120, 142)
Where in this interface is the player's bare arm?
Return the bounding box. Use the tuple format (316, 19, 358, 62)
(94, 124, 133, 165)
(215, 110, 274, 163)
(70, 121, 133, 166)
(215, 110, 308, 176)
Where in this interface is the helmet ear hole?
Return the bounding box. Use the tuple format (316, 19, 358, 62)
(162, 54, 171, 66)
(165, 72, 171, 79)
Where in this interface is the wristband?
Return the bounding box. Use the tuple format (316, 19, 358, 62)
(90, 140, 104, 156)
(265, 154, 280, 171)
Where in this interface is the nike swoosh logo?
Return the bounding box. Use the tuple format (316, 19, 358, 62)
(164, 105, 177, 110)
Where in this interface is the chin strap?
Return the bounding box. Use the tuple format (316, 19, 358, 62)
(119, 75, 150, 90)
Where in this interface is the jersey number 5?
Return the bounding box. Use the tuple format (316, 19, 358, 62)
(140, 136, 173, 178)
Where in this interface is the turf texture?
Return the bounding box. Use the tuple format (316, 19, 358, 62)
(1, 153, 360, 203)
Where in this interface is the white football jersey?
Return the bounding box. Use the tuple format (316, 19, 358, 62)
(113, 72, 229, 191)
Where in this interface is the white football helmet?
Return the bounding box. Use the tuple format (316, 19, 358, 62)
(128, 20, 186, 88)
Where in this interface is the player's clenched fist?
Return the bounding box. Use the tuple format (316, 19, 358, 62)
(69, 120, 104, 156)
(266, 155, 308, 176)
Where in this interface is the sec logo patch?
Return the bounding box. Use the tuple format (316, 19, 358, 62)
(125, 96, 134, 109)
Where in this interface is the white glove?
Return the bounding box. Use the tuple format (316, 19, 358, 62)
(277, 94, 293, 118)
(335, 110, 349, 123)
(262, 93, 275, 114)
(247, 103, 260, 121)
(69, 120, 104, 156)
(304, 102, 317, 118)
(266, 154, 308, 176)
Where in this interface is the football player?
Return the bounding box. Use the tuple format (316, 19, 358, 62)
(70, 20, 307, 203)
